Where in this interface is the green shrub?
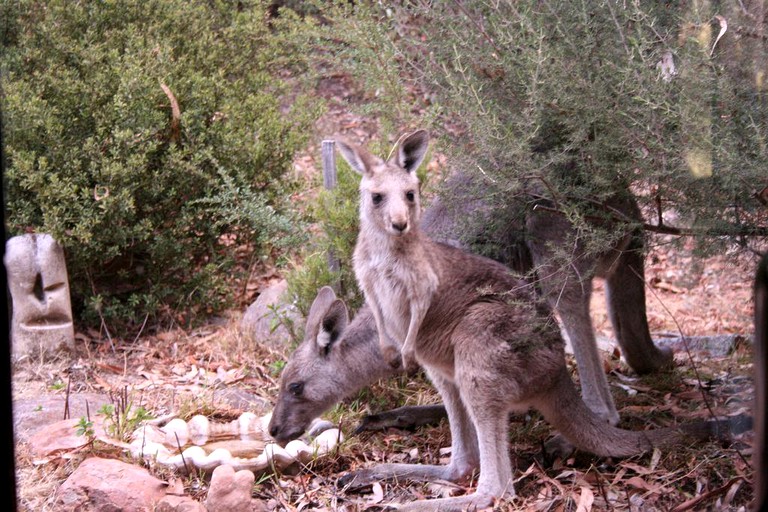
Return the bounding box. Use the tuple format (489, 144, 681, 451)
(311, 1, 768, 256)
(286, 157, 363, 320)
(2, 0, 322, 331)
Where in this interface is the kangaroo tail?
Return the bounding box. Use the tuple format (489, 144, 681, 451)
(535, 368, 751, 458)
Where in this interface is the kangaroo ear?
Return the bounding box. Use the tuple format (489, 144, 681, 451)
(391, 130, 429, 174)
(336, 138, 377, 176)
(316, 299, 349, 356)
(305, 286, 337, 342)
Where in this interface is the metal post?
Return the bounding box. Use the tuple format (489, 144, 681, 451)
(321, 140, 340, 275)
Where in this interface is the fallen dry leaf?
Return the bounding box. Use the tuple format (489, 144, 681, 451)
(575, 486, 594, 512)
(369, 482, 384, 504)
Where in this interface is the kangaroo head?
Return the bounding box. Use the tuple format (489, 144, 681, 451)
(337, 130, 430, 237)
(269, 286, 353, 443)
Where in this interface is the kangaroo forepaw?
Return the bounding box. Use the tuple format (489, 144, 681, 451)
(380, 343, 404, 370)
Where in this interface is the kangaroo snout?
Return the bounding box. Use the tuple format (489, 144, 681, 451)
(391, 220, 408, 233)
(268, 421, 304, 444)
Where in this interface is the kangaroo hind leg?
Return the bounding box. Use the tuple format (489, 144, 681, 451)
(605, 233, 673, 374)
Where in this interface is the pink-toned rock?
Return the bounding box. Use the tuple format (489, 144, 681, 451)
(155, 494, 207, 512)
(55, 457, 167, 511)
(28, 417, 105, 459)
(28, 419, 87, 459)
(204, 464, 255, 512)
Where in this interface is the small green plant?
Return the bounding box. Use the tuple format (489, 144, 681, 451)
(285, 160, 363, 320)
(267, 303, 300, 344)
(269, 359, 287, 377)
(75, 417, 95, 442)
(49, 380, 65, 391)
(98, 388, 153, 442)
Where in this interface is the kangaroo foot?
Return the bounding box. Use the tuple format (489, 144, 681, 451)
(542, 433, 576, 462)
(624, 343, 675, 375)
(395, 492, 501, 511)
(353, 405, 448, 434)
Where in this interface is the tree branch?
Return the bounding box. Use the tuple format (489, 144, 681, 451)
(531, 203, 768, 238)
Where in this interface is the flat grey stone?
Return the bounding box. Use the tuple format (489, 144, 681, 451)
(14, 393, 111, 443)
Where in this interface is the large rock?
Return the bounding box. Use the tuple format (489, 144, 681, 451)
(27, 417, 105, 459)
(240, 279, 301, 350)
(55, 457, 167, 511)
(5, 234, 75, 360)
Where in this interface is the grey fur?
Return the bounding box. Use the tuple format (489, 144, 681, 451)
(269, 133, 726, 511)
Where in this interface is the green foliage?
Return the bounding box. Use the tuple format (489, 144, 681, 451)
(286, 158, 364, 320)
(2, 0, 322, 331)
(269, 358, 287, 377)
(98, 389, 153, 442)
(314, 1, 768, 256)
(48, 380, 65, 391)
(75, 417, 95, 441)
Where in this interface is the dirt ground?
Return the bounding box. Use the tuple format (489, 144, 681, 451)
(11, 74, 762, 511)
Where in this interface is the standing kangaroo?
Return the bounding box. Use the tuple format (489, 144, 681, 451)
(421, 170, 673, 426)
(345, 130, 434, 373)
(346, 132, 671, 429)
(270, 131, 739, 511)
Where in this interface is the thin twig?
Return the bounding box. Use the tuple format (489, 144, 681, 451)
(451, 0, 502, 55)
(670, 477, 744, 512)
(635, 264, 718, 420)
(174, 431, 191, 475)
(132, 313, 150, 345)
(64, 377, 72, 420)
(531, 202, 768, 237)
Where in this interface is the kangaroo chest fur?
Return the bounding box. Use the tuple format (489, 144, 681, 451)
(353, 229, 439, 344)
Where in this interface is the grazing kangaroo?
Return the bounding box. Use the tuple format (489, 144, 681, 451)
(270, 132, 744, 511)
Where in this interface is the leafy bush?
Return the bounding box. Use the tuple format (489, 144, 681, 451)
(2, 0, 322, 331)
(286, 156, 363, 319)
(311, 1, 768, 256)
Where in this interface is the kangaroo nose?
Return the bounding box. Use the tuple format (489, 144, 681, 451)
(392, 221, 408, 233)
(269, 424, 280, 438)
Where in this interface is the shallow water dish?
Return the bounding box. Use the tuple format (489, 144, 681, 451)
(128, 412, 342, 474)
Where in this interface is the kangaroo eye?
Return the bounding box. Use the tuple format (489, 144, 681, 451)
(288, 382, 304, 397)
(372, 193, 383, 205)
(406, 191, 415, 202)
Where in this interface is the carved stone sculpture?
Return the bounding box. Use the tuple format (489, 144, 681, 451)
(5, 234, 75, 360)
